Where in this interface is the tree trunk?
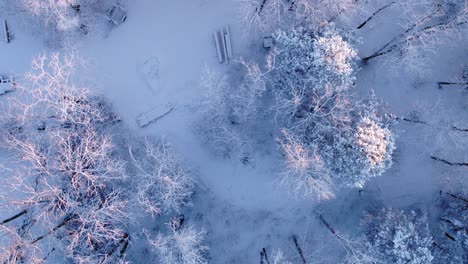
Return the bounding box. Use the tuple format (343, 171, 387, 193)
(438, 82, 468, 89)
(31, 214, 74, 244)
(119, 239, 129, 258)
(447, 192, 468, 203)
(258, 0, 268, 14)
(291, 235, 307, 264)
(430, 156, 468, 166)
(262, 248, 270, 264)
(357, 1, 396, 29)
(362, 46, 395, 62)
(396, 116, 428, 125)
(1, 210, 27, 225)
(101, 233, 129, 263)
(318, 214, 336, 235)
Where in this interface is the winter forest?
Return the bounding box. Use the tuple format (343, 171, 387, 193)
(0, 0, 466, 263)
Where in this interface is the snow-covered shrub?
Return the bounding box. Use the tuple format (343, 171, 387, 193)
(129, 138, 194, 217)
(362, 208, 434, 264)
(148, 223, 208, 264)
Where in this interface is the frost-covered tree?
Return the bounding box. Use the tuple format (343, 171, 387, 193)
(332, 114, 396, 188)
(268, 25, 357, 93)
(198, 63, 266, 159)
(363, 0, 467, 74)
(237, 0, 362, 33)
(0, 54, 128, 263)
(16, 0, 81, 31)
(270, 25, 394, 195)
(0, 53, 119, 132)
(276, 129, 335, 200)
(404, 98, 467, 160)
(7, 0, 120, 44)
(438, 65, 468, 89)
(268, 26, 357, 127)
(362, 208, 434, 264)
(278, 108, 395, 196)
(129, 138, 194, 217)
(318, 215, 382, 264)
(147, 221, 208, 264)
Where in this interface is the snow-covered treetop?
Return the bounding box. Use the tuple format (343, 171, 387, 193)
(268, 25, 357, 93)
(323, 95, 396, 189)
(355, 116, 395, 169)
(312, 30, 357, 80)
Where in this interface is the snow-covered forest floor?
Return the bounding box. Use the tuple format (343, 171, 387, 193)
(0, 0, 467, 263)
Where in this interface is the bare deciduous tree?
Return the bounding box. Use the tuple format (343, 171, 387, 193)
(0, 53, 128, 263)
(197, 63, 266, 159)
(237, 0, 362, 33)
(147, 221, 208, 264)
(363, 0, 467, 74)
(129, 138, 194, 217)
(276, 129, 335, 201)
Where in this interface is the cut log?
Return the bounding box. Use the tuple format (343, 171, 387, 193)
(224, 26, 233, 60)
(213, 31, 224, 63)
(136, 103, 174, 128)
(3, 19, 9, 43)
(219, 29, 228, 64)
